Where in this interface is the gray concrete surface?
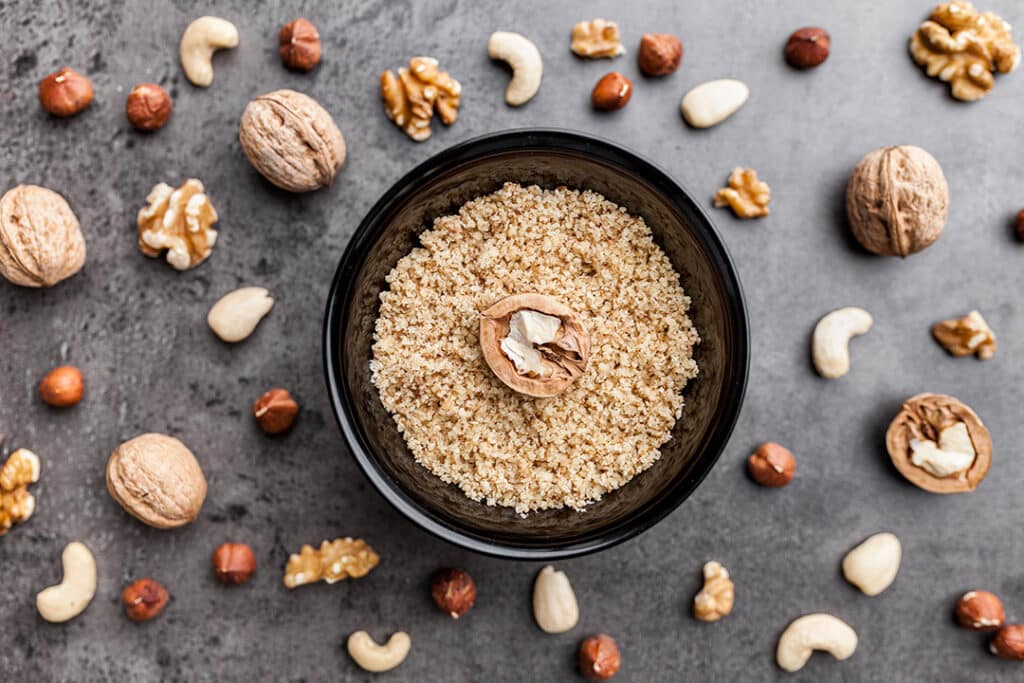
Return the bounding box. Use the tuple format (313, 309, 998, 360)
(2, 0, 1023, 680)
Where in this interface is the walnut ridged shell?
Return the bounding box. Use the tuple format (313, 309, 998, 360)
(0, 185, 86, 287)
(106, 433, 207, 528)
(238, 89, 346, 193)
(846, 146, 948, 257)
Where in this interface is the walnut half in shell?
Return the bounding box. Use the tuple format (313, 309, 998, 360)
(480, 294, 590, 398)
(886, 393, 991, 494)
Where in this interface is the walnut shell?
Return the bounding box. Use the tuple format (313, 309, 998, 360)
(106, 433, 207, 528)
(0, 185, 86, 287)
(886, 393, 991, 494)
(238, 89, 346, 193)
(846, 146, 948, 257)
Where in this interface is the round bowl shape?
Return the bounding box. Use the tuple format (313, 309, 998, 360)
(324, 130, 748, 559)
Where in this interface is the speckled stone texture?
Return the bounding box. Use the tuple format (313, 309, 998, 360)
(2, 1, 1023, 681)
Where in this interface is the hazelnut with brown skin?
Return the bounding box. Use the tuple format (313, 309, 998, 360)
(38, 365, 85, 408)
(785, 27, 830, 68)
(279, 18, 321, 71)
(637, 33, 682, 76)
(212, 542, 256, 584)
(431, 568, 476, 619)
(747, 442, 796, 487)
(253, 388, 299, 434)
(1015, 209, 1024, 241)
(38, 67, 93, 117)
(122, 578, 170, 621)
(592, 72, 632, 111)
(126, 83, 172, 131)
(991, 624, 1024, 660)
(956, 591, 1005, 631)
(579, 634, 621, 680)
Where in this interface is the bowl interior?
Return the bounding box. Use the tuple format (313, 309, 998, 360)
(326, 131, 747, 558)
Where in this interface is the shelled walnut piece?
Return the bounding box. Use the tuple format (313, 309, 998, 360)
(932, 310, 996, 359)
(909, 1, 1020, 101)
(283, 537, 379, 588)
(380, 57, 461, 142)
(571, 19, 625, 58)
(886, 393, 991, 494)
(714, 168, 771, 218)
(137, 179, 218, 271)
(693, 561, 734, 622)
(0, 448, 40, 536)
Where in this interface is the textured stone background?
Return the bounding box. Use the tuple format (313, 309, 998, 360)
(2, 0, 1023, 681)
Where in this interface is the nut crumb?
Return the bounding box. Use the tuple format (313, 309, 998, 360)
(932, 310, 996, 359)
(714, 168, 770, 218)
(0, 448, 40, 536)
(693, 561, 734, 621)
(571, 19, 625, 58)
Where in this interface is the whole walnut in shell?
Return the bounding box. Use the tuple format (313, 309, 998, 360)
(107, 433, 207, 529)
(0, 185, 86, 287)
(239, 89, 346, 193)
(846, 145, 949, 257)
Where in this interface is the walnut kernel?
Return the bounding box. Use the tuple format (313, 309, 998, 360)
(137, 179, 218, 271)
(0, 448, 40, 536)
(381, 57, 461, 142)
(932, 310, 996, 359)
(693, 560, 735, 622)
(0, 185, 86, 288)
(571, 19, 625, 58)
(283, 538, 380, 588)
(714, 168, 771, 218)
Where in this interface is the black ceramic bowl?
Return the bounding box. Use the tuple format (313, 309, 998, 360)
(324, 130, 748, 560)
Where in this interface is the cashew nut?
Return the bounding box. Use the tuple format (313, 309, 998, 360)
(36, 541, 97, 623)
(776, 613, 858, 672)
(179, 16, 239, 87)
(487, 32, 543, 106)
(811, 307, 873, 379)
(347, 631, 411, 673)
(842, 532, 901, 596)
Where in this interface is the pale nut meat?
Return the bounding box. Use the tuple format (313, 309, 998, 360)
(283, 537, 380, 588)
(811, 307, 873, 379)
(886, 393, 992, 494)
(776, 613, 858, 673)
(179, 16, 238, 87)
(239, 89, 346, 192)
(841, 532, 902, 596)
(0, 185, 86, 288)
(681, 79, 749, 128)
(488, 32, 543, 106)
(480, 293, 590, 398)
(956, 590, 1005, 630)
(571, 18, 625, 58)
(36, 541, 97, 623)
(932, 310, 996, 359)
(381, 57, 462, 141)
(106, 433, 207, 529)
(846, 145, 948, 257)
(207, 287, 274, 343)
(909, 2, 1020, 101)
(714, 168, 770, 218)
(137, 179, 218, 271)
(693, 561, 735, 622)
(347, 631, 411, 673)
(533, 565, 579, 634)
(0, 448, 41, 536)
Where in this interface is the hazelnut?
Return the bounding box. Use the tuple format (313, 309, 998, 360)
(431, 568, 477, 619)
(784, 27, 831, 69)
(637, 33, 682, 76)
(212, 542, 256, 584)
(1015, 209, 1024, 241)
(747, 442, 796, 487)
(991, 624, 1024, 660)
(38, 67, 93, 117)
(956, 591, 1005, 631)
(122, 578, 169, 622)
(253, 388, 299, 434)
(279, 18, 321, 71)
(38, 365, 84, 408)
(591, 72, 632, 111)
(579, 634, 621, 680)
(125, 83, 172, 131)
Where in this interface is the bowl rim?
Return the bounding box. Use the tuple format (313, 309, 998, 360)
(323, 128, 749, 560)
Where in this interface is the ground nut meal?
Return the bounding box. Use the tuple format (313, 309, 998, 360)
(371, 183, 700, 513)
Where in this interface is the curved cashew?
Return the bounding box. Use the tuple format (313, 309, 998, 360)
(487, 32, 543, 106)
(180, 16, 239, 87)
(347, 631, 411, 673)
(776, 613, 858, 672)
(812, 307, 873, 379)
(36, 541, 97, 623)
